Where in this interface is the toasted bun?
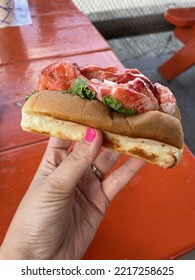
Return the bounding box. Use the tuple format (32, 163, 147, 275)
(21, 91, 184, 168)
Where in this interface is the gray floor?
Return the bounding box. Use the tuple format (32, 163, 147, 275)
(179, 250, 195, 260)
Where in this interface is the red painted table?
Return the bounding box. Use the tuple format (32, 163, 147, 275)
(158, 7, 195, 81)
(0, 0, 195, 260)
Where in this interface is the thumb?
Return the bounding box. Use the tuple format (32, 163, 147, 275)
(46, 128, 103, 193)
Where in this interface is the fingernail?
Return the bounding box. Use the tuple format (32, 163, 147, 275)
(84, 128, 96, 143)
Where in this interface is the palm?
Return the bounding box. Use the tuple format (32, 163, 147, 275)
(30, 142, 108, 259)
(54, 177, 107, 259)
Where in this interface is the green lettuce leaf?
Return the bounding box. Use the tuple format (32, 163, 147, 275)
(25, 90, 37, 101)
(67, 77, 95, 100)
(102, 95, 136, 115)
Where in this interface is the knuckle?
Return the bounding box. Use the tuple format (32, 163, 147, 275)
(69, 148, 92, 165)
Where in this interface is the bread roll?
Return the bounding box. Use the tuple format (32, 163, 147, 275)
(21, 91, 183, 168)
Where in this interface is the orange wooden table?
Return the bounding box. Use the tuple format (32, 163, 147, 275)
(158, 7, 195, 81)
(0, 0, 195, 260)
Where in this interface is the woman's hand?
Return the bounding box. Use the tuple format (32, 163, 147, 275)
(0, 128, 144, 260)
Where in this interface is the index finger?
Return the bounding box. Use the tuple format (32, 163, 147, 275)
(39, 137, 73, 170)
(47, 137, 72, 152)
(31, 137, 73, 186)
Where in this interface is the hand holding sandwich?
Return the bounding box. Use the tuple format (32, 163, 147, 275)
(0, 129, 144, 260)
(21, 60, 184, 168)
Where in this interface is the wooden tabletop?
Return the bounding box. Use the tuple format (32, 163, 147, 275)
(0, 0, 195, 260)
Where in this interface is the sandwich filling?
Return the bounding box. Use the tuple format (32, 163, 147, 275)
(31, 60, 176, 115)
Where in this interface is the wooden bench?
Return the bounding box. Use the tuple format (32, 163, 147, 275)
(158, 7, 195, 80)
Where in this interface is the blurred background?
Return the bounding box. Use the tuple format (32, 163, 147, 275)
(73, 0, 193, 61)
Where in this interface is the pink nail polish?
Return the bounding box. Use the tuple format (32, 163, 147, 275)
(84, 128, 96, 143)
